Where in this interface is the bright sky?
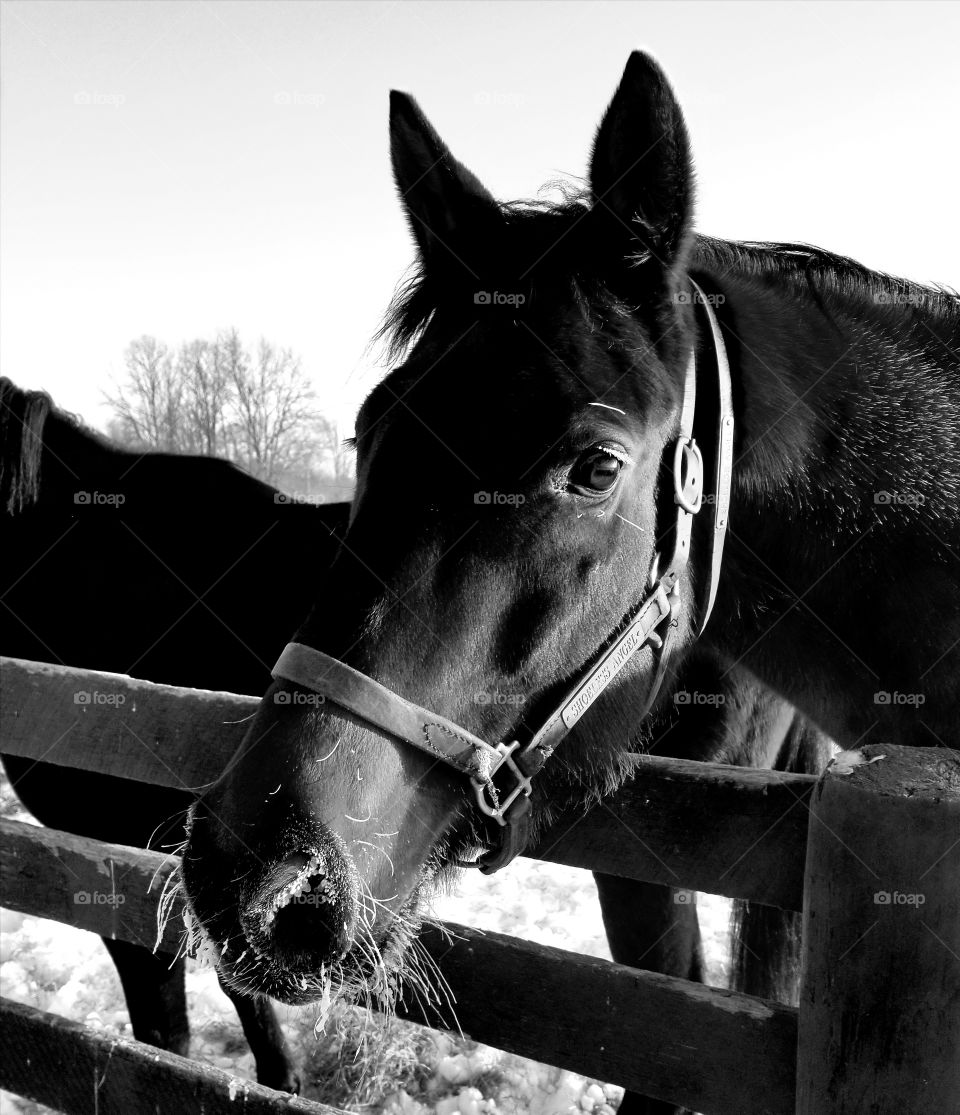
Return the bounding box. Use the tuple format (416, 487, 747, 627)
(2, 0, 957, 433)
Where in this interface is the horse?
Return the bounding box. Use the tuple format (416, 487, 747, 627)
(183, 51, 960, 1112)
(2, 378, 835, 1113)
(0, 376, 351, 1092)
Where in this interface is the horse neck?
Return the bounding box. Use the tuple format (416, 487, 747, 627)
(42, 415, 121, 498)
(691, 261, 959, 739)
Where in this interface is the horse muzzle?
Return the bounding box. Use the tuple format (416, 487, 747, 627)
(182, 800, 364, 1003)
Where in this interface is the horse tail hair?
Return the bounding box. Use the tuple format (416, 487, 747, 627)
(0, 377, 53, 514)
(730, 715, 834, 1004)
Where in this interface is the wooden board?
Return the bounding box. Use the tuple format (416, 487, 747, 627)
(529, 754, 815, 910)
(796, 744, 960, 1113)
(0, 818, 182, 954)
(404, 921, 798, 1115)
(1, 657, 813, 907)
(0, 656, 258, 792)
(1, 819, 797, 1114)
(1, 996, 345, 1115)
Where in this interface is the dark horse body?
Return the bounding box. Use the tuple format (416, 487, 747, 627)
(179, 54, 958, 1112)
(0, 377, 350, 1090)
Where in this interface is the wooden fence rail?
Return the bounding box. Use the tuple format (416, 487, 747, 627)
(1, 657, 816, 909)
(0, 816, 799, 1115)
(1, 998, 341, 1115)
(2, 656, 958, 1114)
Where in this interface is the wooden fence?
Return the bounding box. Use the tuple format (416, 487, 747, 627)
(1, 656, 958, 1114)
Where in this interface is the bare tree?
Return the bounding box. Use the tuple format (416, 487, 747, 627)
(106, 336, 183, 451)
(176, 336, 236, 456)
(228, 339, 320, 482)
(312, 414, 355, 486)
(104, 329, 349, 493)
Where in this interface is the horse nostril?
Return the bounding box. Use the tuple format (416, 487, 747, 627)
(240, 847, 354, 964)
(256, 851, 331, 926)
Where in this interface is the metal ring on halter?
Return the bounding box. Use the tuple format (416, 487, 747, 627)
(469, 741, 533, 825)
(673, 437, 704, 515)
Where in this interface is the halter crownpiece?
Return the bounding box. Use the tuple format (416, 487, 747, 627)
(271, 281, 733, 874)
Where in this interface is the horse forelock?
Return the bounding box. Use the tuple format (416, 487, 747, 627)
(375, 193, 628, 365)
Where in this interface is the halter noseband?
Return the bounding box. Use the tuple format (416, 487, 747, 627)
(271, 280, 734, 874)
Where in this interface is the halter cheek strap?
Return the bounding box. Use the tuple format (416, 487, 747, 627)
(270, 643, 503, 783)
(271, 281, 733, 874)
(698, 283, 735, 634)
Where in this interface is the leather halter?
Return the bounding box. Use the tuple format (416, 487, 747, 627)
(272, 280, 734, 874)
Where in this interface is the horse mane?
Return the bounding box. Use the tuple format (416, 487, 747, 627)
(693, 236, 959, 323)
(0, 377, 105, 514)
(377, 195, 958, 367)
(0, 378, 54, 513)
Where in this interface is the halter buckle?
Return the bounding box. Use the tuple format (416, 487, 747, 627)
(470, 741, 533, 826)
(673, 437, 703, 515)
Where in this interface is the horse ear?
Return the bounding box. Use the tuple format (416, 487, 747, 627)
(390, 91, 500, 269)
(589, 52, 694, 267)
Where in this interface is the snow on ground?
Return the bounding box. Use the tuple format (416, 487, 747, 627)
(428, 858, 732, 990)
(1, 778, 732, 1114)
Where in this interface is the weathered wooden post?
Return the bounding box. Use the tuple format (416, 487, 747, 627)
(796, 743, 960, 1113)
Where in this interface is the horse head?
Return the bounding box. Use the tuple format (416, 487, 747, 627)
(182, 52, 702, 1007)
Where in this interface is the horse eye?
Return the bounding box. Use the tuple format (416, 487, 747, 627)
(570, 449, 624, 494)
